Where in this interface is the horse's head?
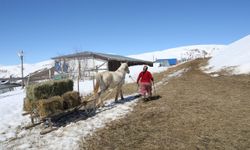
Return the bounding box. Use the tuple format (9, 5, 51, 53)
(120, 63, 130, 74)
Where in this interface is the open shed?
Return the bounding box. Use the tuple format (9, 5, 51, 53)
(51, 51, 153, 80)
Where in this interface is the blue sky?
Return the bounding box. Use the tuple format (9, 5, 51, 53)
(0, 0, 250, 65)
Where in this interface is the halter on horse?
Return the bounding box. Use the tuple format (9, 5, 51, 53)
(94, 63, 130, 107)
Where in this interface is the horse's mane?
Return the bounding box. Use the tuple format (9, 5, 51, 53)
(116, 63, 128, 72)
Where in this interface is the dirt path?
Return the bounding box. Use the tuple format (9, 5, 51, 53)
(82, 59, 250, 150)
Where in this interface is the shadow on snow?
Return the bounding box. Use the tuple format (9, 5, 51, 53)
(49, 94, 141, 128)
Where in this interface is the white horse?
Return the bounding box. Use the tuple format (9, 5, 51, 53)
(94, 63, 130, 107)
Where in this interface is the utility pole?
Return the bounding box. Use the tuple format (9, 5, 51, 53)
(18, 50, 24, 88)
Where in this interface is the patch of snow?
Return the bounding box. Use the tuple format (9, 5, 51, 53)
(211, 74, 220, 77)
(0, 88, 30, 142)
(1, 94, 139, 150)
(74, 80, 94, 96)
(206, 35, 250, 74)
(156, 68, 189, 86)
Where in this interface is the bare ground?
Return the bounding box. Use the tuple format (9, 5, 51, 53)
(81, 59, 250, 150)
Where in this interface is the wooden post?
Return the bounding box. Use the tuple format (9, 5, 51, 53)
(27, 75, 30, 87)
(9, 75, 12, 83)
(77, 59, 81, 92)
(49, 69, 51, 80)
(92, 57, 96, 91)
(18, 50, 24, 88)
(21, 53, 24, 88)
(60, 59, 63, 73)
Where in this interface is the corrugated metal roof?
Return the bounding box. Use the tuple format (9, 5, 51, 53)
(52, 51, 153, 66)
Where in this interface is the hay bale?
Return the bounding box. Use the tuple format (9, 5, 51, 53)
(23, 97, 37, 112)
(33, 82, 54, 100)
(62, 91, 81, 109)
(26, 85, 36, 101)
(26, 79, 74, 101)
(37, 96, 63, 118)
(53, 79, 74, 96)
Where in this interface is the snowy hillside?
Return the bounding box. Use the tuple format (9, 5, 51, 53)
(207, 35, 250, 74)
(0, 45, 225, 79)
(0, 60, 54, 78)
(129, 45, 225, 62)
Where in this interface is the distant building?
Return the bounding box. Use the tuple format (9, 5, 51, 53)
(154, 58, 177, 67)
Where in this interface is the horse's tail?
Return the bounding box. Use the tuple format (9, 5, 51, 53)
(94, 82, 99, 94)
(94, 73, 107, 94)
(94, 74, 100, 94)
(94, 73, 104, 94)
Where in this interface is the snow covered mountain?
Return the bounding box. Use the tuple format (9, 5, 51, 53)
(207, 35, 250, 74)
(129, 45, 225, 62)
(0, 60, 54, 78)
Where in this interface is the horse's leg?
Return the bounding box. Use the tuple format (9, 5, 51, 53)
(97, 89, 108, 107)
(120, 88, 124, 100)
(99, 95, 104, 107)
(94, 92, 100, 107)
(94, 90, 101, 107)
(115, 87, 120, 102)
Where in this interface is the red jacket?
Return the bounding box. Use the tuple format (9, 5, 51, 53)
(137, 71, 154, 83)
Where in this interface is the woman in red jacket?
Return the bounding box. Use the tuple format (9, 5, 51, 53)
(137, 65, 154, 98)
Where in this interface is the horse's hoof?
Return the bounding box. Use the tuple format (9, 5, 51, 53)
(140, 97, 149, 101)
(99, 103, 105, 108)
(96, 103, 102, 108)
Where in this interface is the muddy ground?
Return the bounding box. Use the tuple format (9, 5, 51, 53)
(81, 59, 250, 150)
